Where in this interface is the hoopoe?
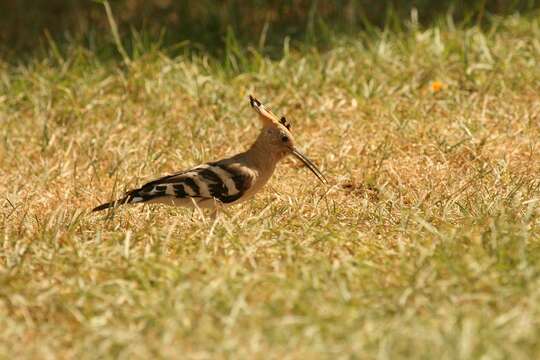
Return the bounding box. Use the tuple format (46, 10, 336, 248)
(92, 95, 327, 212)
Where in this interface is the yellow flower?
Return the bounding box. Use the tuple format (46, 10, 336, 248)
(431, 81, 444, 93)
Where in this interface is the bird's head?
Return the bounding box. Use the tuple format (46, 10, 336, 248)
(249, 95, 327, 184)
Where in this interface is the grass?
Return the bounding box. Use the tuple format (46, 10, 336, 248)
(1, 12, 540, 359)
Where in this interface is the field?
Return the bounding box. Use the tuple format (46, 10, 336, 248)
(1, 8, 540, 359)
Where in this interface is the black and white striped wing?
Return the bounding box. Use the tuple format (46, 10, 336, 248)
(128, 163, 255, 206)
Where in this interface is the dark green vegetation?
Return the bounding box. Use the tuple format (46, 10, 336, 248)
(2, 0, 539, 57)
(1, 1, 540, 359)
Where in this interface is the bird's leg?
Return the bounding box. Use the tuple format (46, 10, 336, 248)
(210, 208, 220, 222)
(210, 200, 222, 221)
(189, 198, 208, 224)
(210, 200, 230, 222)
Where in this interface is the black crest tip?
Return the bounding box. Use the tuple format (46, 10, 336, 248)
(280, 116, 291, 130)
(249, 95, 261, 108)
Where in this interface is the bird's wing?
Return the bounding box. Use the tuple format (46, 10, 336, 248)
(129, 162, 255, 205)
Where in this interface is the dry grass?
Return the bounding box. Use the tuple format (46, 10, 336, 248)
(1, 14, 540, 359)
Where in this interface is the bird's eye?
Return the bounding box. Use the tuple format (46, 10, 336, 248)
(281, 136, 289, 143)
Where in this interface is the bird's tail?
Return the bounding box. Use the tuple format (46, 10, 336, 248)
(92, 190, 142, 212)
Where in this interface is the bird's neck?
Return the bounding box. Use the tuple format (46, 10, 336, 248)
(244, 133, 281, 172)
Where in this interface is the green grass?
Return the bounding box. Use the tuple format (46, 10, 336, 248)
(1, 13, 540, 359)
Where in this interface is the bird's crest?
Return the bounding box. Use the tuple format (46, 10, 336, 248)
(279, 116, 291, 131)
(249, 95, 291, 131)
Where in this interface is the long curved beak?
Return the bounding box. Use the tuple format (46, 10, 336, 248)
(291, 148, 328, 184)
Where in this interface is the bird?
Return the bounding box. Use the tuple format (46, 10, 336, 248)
(92, 95, 327, 212)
